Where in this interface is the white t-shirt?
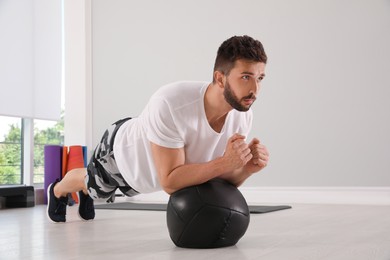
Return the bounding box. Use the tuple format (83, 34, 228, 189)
(113, 81, 253, 193)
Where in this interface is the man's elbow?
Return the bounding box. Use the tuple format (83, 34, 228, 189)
(160, 180, 178, 195)
(162, 187, 175, 195)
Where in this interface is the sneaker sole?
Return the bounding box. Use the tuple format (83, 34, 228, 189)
(46, 183, 66, 224)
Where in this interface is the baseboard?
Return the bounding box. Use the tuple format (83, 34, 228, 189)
(121, 186, 390, 206)
(239, 187, 390, 206)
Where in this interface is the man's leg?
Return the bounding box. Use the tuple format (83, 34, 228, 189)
(47, 168, 89, 223)
(53, 168, 88, 198)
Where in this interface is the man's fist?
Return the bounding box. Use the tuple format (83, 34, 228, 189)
(247, 138, 269, 171)
(223, 134, 253, 171)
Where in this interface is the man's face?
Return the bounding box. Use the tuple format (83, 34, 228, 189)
(223, 60, 266, 111)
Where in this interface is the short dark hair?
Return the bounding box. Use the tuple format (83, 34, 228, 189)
(213, 35, 267, 82)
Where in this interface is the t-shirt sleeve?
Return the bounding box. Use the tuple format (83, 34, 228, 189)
(145, 97, 184, 148)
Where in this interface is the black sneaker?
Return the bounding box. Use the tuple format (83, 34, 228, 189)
(78, 191, 95, 221)
(47, 181, 68, 223)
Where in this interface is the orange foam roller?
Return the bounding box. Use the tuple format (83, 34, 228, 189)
(66, 145, 85, 203)
(67, 146, 85, 171)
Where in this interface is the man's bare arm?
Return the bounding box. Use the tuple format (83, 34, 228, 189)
(151, 133, 252, 194)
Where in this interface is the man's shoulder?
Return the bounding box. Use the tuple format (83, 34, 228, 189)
(152, 81, 208, 104)
(157, 81, 208, 93)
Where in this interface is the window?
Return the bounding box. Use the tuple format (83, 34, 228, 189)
(0, 116, 22, 185)
(0, 1, 64, 187)
(0, 116, 64, 186)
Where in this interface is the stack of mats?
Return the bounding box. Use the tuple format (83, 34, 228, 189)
(43, 145, 88, 204)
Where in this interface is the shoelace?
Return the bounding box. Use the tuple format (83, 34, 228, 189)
(54, 199, 67, 214)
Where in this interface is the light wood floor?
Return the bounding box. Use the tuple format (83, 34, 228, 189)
(1, 203, 390, 260)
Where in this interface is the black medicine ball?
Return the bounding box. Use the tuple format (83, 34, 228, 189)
(166, 179, 250, 248)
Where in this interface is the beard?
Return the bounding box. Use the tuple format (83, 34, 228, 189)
(223, 80, 256, 112)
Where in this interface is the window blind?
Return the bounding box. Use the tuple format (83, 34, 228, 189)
(0, 0, 62, 120)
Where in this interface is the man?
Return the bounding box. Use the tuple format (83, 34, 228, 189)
(47, 35, 270, 223)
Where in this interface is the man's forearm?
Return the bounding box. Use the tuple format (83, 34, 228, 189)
(161, 157, 231, 194)
(218, 168, 253, 187)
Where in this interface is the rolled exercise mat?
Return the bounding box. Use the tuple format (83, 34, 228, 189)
(67, 145, 85, 171)
(82, 146, 88, 167)
(44, 145, 63, 204)
(61, 146, 68, 178)
(66, 145, 85, 203)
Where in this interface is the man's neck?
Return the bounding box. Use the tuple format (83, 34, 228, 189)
(204, 83, 232, 132)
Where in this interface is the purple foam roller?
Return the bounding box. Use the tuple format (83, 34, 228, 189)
(44, 145, 62, 204)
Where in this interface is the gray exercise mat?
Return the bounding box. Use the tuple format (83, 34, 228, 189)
(94, 202, 291, 214)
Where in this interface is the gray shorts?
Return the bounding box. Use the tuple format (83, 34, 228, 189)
(86, 117, 139, 200)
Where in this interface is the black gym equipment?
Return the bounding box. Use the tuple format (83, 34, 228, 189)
(166, 179, 250, 248)
(0, 185, 35, 208)
(95, 179, 292, 248)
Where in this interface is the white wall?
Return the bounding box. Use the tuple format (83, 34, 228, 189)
(91, 0, 390, 188)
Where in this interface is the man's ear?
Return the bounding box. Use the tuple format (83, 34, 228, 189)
(214, 71, 225, 88)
